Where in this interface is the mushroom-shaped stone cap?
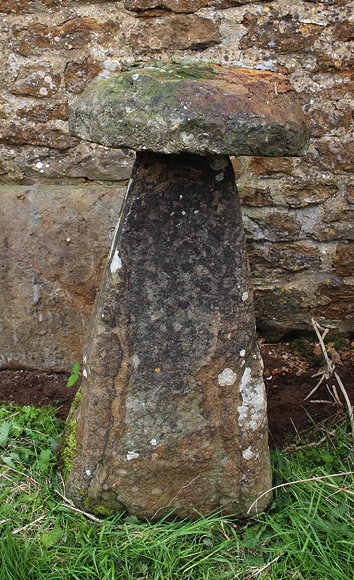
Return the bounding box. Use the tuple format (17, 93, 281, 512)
(70, 62, 310, 157)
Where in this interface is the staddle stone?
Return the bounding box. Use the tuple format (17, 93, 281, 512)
(64, 63, 309, 519)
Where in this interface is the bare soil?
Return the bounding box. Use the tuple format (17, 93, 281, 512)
(0, 340, 352, 449)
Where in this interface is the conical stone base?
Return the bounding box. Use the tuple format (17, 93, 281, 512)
(64, 152, 272, 519)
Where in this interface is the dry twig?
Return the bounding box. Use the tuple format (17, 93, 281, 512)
(12, 515, 47, 535)
(253, 553, 285, 577)
(305, 318, 354, 437)
(54, 489, 103, 523)
(247, 471, 354, 514)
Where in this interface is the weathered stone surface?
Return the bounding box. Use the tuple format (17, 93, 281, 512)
(314, 141, 354, 173)
(311, 222, 354, 242)
(10, 66, 61, 98)
(333, 242, 354, 277)
(309, 105, 352, 138)
(70, 63, 309, 157)
(0, 183, 350, 370)
(12, 18, 120, 56)
(249, 157, 294, 176)
(314, 280, 354, 322)
(0, 184, 125, 370)
(239, 187, 273, 207)
(313, 48, 353, 73)
(65, 152, 272, 519)
(24, 143, 135, 181)
(243, 210, 301, 242)
(250, 242, 321, 273)
(323, 199, 353, 224)
(125, 0, 256, 12)
(334, 21, 354, 42)
(286, 184, 338, 208)
(241, 11, 324, 52)
(64, 58, 104, 94)
(0, 0, 30, 11)
(255, 284, 311, 340)
(130, 14, 220, 51)
(0, 124, 78, 149)
(345, 184, 354, 205)
(0, 0, 59, 11)
(16, 102, 69, 122)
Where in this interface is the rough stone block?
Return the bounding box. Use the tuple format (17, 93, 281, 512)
(333, 242, 354, 277)
(12, 17, 120, 56)
(10, 66, 61, 98)
(70, 63, 309, 156)
(125, 0, 254, 11)
(243, 210, 301, 242)
(314, 280, 354, 323)
(250, 242, 321, 273)
(23, 143, 135, 182)
(0, 0, 59, 12)
(0, 124, 78, 149)
(249, 157, 294, 176)
(239, 187, 273, 207)
(64, 58, 104, 94)
(0, 184, 125, 370)
(16, 102, 69, 123)
(130, 14, 221, 51)
(241, 11, 324, 52)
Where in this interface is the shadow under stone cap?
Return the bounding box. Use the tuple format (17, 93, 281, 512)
(69, 62, 310, 157)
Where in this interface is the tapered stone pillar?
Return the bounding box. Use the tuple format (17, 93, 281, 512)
(63, 63, 309, 519)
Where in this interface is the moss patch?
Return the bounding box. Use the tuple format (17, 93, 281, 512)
(60, 387, 82, 479)
(70, 386, 82, 412)
(82, 491, 126, 517)
(61, 417, 77, 479)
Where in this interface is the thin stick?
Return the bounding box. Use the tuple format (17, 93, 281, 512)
(60, 503, 103, 523)
(2, 466, 39, 485)
(12, 515, 46, 535)
(309, 400, 333, 404)
(247, 471, 354, 515)
(0, 411, 19, 422)
(327, 383, 342, 406)
(320, 480, 354, 497)
(306, 319, 353, 439)
(54, 489, 103, 523)
(312, 318, 332, 368)
(284, 435, 328, 452)
(0, 472, 27, 490)
(253, 552, 285, 576)
(290, 417, 299, 437)
(304, 373, 325, 401)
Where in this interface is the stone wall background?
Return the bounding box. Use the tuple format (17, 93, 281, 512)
(0, 0, 353, 370)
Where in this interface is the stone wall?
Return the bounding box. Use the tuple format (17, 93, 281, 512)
(0, 0, 353, 370)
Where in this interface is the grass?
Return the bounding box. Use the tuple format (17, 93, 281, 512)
(0, 403, 353, 579)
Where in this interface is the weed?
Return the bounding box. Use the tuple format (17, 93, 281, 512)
(67, 363, 81, 388)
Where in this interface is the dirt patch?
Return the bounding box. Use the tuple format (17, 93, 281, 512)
(0, 340, 352, 448)
(261, 340, 353, 447)
(0, 369, 80, 421)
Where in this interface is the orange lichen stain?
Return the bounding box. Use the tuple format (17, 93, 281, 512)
(325, 228, 337, 237)
(154, 368, 161, 373)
